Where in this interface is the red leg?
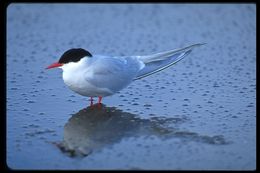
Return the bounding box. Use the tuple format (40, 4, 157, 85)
(98, 96, 102, 104)
(90, 97, 94, 106)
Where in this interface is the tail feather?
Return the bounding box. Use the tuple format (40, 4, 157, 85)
(134, 43, 205, 80)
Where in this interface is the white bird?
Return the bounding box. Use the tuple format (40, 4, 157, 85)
(46, 43, 204, 105)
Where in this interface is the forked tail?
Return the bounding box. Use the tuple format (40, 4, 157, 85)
(134, 43, 205, 80)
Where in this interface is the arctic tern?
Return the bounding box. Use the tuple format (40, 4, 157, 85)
(46, 43, 204, 105)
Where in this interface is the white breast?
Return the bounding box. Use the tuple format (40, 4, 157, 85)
(61, 55, 143, 97)
(61, 57, 113, 97)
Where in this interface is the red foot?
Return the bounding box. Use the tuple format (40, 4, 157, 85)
(98, 96, 102, 104)
(89, 97, 103, 108)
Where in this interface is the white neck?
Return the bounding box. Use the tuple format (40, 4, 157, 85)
(61, 57, 90, 72)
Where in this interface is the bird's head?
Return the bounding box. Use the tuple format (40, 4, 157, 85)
(46, 48, 92, 70)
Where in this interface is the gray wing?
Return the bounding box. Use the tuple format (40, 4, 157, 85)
(85, 56, 143, 93)
(134, 43, 205, 80)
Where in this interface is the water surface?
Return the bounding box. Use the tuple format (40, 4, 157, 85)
(7, 4, 256, 170)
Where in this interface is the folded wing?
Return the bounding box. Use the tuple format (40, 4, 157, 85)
(134, 43, 205, 80)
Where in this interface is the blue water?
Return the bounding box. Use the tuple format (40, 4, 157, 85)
(6, 4, 256, 170)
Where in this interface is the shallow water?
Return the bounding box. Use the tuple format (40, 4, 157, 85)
(7, 4, 256, 170)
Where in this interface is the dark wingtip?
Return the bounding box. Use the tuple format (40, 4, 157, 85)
(198, 43, 207, 46)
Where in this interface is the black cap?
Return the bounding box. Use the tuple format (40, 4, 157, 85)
(58, 48, 92, 64)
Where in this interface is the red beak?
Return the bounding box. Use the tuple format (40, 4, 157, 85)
(46, 62, 63, 69)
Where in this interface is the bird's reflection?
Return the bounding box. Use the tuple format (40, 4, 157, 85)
(54, 104, 230, 157)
